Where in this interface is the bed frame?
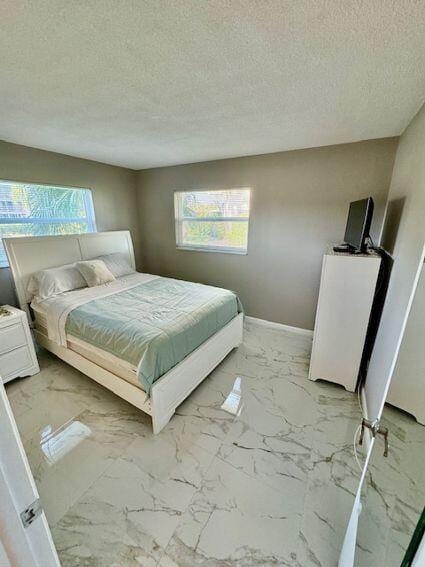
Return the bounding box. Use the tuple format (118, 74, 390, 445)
(4, 231, 243, 433)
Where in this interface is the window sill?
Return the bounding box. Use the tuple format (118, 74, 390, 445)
(176, 245, 247, 255)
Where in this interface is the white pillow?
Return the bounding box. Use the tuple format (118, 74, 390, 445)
(95, 252, 135, 278)
(76, 260, 116, 287)
(28, 263, 87, 300)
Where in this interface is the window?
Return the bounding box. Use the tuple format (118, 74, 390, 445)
(174, 188, 251, 254)
(0, 181, 96, 267)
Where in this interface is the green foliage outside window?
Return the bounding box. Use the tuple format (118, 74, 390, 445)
(175, 189, 250, 252)
(0, 181, 96, 267)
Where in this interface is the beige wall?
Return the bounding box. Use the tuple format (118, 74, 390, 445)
(137, 138, 398, 330)
(0, 137, 399, 328)
(0, 140, 139, 306)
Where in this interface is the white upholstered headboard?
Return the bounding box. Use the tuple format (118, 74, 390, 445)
(4, 231, 135, 321)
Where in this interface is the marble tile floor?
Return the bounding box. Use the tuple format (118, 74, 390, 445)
(5, 319, 423, 566)
(355, 403, 425, 567)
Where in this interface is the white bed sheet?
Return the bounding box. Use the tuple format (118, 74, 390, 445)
(31, 272, 159, 347)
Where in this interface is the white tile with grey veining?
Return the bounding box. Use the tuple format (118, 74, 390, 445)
(6, 319, 424, 566)
(7, 349, 118, 441)
(163, 457, 299, 565)
(52, 431, 216, 566)
(22, 399, 150, 526)
(217, 373, 314, 495)
(356, 403, 425, 567)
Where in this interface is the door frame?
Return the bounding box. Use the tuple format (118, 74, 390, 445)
(340, 242, 425, 566)
(0, 380, 59, 566)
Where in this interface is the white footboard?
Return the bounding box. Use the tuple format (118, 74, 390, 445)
(150, 313, 244, 433)
(34, 314, 243, 434)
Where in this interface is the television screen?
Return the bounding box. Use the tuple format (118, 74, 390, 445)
(344, 198, 374, 251)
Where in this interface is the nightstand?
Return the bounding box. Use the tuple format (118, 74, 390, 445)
(0, 305, 40, 384)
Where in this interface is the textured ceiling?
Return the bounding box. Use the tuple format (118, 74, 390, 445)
(1, 1, 424, 170)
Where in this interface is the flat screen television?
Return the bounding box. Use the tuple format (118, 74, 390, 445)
(335, 197, 374, 253)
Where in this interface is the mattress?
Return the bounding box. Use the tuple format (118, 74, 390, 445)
(33, 307, 143, 390)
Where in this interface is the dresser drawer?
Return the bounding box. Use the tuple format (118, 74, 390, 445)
(0, 345, 33, 380)
(0, 323, 27, 355)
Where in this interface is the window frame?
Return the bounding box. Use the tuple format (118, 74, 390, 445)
(174, 187, 251, 255)
(0, 179, 97, 268)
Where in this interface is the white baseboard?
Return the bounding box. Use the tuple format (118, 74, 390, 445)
(244, 315, 313, 337)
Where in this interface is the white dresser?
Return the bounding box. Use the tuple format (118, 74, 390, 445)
(309, 247, 381, 392)
(0, 306, 40, 384)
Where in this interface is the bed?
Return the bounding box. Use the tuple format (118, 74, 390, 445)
(4, 231, 243, 433)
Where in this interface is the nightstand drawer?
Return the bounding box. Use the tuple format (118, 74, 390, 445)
(0, 324, 27, 355)
(0, 345, 33, 380)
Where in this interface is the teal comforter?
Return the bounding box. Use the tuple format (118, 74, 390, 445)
(65, 277, 242, 393)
